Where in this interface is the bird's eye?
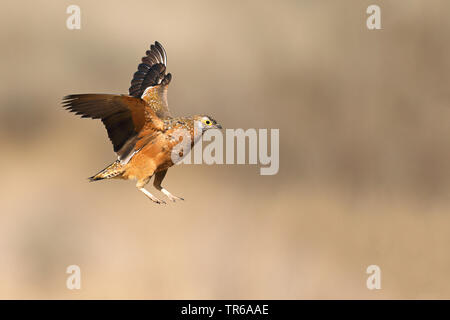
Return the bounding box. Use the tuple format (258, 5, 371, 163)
(205, 120, 211, 125)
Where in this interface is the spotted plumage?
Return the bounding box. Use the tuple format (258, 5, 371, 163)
(62, 42, 221, 204)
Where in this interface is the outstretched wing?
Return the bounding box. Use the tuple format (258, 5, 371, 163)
(129, 41, 172, 119)
(62, 94, 164, 160)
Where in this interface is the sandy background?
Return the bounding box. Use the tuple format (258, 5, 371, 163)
(1, 0, 450, 299)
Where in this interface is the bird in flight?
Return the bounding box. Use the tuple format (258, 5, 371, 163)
(62, 42, 222, 204)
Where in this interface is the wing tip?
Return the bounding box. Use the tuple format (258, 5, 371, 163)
(128, 41, 170, 98)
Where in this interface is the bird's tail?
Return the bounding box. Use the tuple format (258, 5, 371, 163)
(88, 161, 124, 182)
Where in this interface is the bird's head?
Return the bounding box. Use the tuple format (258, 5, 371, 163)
(193, 115, 222, 133)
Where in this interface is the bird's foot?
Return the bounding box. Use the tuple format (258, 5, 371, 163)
(161, 188, 184, 202)
(150, 197, 167, 205)
(139, 188, 167, 205)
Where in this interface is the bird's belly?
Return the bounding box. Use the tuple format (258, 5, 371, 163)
(124, 144, 174, 180)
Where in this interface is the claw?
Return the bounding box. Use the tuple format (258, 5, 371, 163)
(167, 194, 184, 202)
(153, 198, 167, 205)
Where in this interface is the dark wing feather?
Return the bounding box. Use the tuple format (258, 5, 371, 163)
(129, 41, 172, 118)
(62, 94, 163, 159)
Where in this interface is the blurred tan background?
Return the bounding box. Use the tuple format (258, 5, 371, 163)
(0, 0, 450, 299)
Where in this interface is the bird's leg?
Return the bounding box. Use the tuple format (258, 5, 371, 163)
(137, 178, 166, 205)
(153, 169, 184, 202)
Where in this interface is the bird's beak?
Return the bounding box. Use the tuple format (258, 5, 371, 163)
(215, 123, 222, 129)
